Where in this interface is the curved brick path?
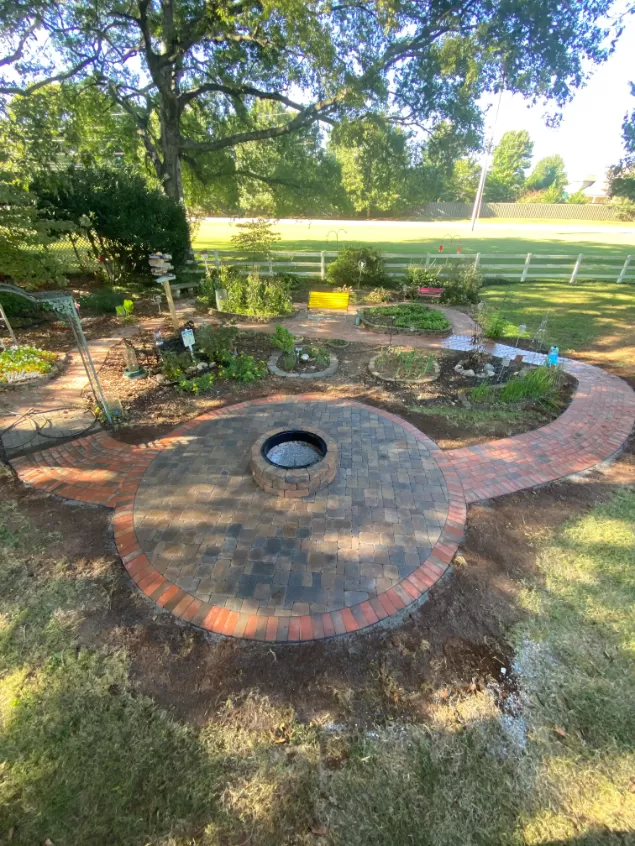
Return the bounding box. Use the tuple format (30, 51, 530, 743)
(7, 310, 635, 642)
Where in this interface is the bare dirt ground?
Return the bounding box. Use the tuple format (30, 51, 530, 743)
(98, 329, 573, 450)
(2, 429, 632, 731)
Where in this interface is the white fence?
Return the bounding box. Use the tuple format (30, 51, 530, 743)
(194, 250, 635, 285)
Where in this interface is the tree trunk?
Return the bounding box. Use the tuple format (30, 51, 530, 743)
(159, 104, 185, 205)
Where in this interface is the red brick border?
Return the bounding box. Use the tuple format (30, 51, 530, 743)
(9, 344, 635, 642)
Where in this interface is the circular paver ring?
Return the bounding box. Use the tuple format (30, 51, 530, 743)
(114, 396, 467, 642)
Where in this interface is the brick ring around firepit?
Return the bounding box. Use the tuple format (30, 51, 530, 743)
(250, 426, 338, 497)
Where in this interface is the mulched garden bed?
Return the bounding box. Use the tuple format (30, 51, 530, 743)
(99, 326, 575, 450)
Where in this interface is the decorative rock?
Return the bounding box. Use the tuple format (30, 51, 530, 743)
(462, 369, 475, 377)
(196, 361, 209, 371)
(484, 363, 495, 375)
(154, 374, 170, 384)
(454, 363, 464, 373)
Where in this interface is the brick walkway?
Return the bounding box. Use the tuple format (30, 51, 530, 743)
(6, 307, 635, 642)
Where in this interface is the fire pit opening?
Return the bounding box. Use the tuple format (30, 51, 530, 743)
(262, 429, 327, 469)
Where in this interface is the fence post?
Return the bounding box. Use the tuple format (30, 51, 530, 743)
(521, 252, 532, 282)
(214, 249, 220, 270)
(474, 253, 480, 269)
(569, 253, 583, 284)
(268, 258, 273, 277)
(320, 251, 326, 280)
(617, 255, 632, 284)
(425, 254, 430, 270)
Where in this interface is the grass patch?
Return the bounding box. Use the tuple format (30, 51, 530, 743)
(364, 303, 450, 331)
(376, 348, 437, 379)
(480, 280, 635, 354)
(409, 404, 536, 429)
(1, 483, 634, 844)
(194, 219, 635, 258)
(470, 365, 562, 408)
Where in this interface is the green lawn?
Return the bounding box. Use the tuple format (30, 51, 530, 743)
(194, 218, 635, 258)
(1, 472, 634, 844)
(480, 280, 635, 357)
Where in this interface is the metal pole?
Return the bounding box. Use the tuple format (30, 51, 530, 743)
(68, 310, 113, 425)
(569, 254, 583, 285)
(470, 156, 489, 231)
(0, 303, 17, 345)
(521, 253, 532, 282)
(320, 251, 326, 280)
(617, 255, 632, 284)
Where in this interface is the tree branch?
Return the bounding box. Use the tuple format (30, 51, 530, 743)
(0, 57, 94, 96)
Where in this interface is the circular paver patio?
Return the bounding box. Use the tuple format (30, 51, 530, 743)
(129, 398, 464, 639)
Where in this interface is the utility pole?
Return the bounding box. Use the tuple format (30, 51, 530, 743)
(470, 85, 504, 232)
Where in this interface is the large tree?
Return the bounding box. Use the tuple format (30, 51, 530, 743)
(0, 0, 619, 208)
(609, 82, 635, 201)
(485, 129, 534, 201)
(329, 116, 409, 217)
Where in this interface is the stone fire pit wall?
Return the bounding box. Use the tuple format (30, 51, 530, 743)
(250, 426, 338, 497)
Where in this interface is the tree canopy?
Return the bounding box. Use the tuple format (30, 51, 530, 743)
(0, 0, 619, 208)
(485, 130, 534, 201)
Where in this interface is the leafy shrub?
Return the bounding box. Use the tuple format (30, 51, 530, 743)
(32, 165, 190, 275)
(302, 344, 330, 368)
(78, 289, 126, 314)
(0, 346, 57, 383)
(160, 351, 191, 381)
(196, 323, 237, 364)
(333, 284, 357, 304)
(365, 287, 392, 304)
(406, 266, 441, 287)
(115, 299, 135, 320)
(177, 373, 215, 394)
(219, 353, 268, 383)
(482, 311, 507, 340)
(197, 264, 243, 309)
(440, 265, 482, 305)
(375, 347, 436, 379)
(0, 292, 46, 319)
(271, 325, 296, 356)
(326, 247, 386, 288)
(365, 303, 450, 331)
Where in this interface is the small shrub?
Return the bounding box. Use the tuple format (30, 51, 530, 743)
(482, 311, 507, 340)
(365, 287, 392, 304)
(326, 247, 386, 288)
(365, 303, 450, 331)
(177, 373, 215, 394)
(197, 264, 243, 309)
(78, 289, 126, 314)
(160, 351, 191, 381)
(196, 323, 237, 364)
(302, 344, 330, 368)
(271, 325, 296, 356)
(115, 299, 135, 320)
(209, 269, 292, 317)
(230, 218, 280, 256)
(219, 353, 268, 383)
(0, 292, 46, 319)
(0, 346, 57, 383)
(406, 266, 441, 287)
(440, 264, 482, 305)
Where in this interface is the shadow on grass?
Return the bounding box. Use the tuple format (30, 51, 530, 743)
(1, 481, 634, 844)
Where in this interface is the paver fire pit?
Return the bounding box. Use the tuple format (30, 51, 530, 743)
(250, 426, 338, 497)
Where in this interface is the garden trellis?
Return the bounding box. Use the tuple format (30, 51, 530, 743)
(0, 283, 112, 423)
(196, 250, 635, 285)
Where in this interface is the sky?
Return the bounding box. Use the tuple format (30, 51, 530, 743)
(480, 9, 635, 186)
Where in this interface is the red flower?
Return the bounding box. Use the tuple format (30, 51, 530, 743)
(457, 247, 462, 253)
(439, 245, 444, 252)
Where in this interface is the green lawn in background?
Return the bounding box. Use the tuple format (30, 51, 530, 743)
(479, 280, 635, 353)
(193, 218, 635, 257)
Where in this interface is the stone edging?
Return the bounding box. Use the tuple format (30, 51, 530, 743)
(359, 306, 453, 337)
(368, 354, 440, 384)
(250, 425, 338, 497)
(0, 352, 70, 391)
(267, 351, 338, 379)
(206, 307, 299, 324)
